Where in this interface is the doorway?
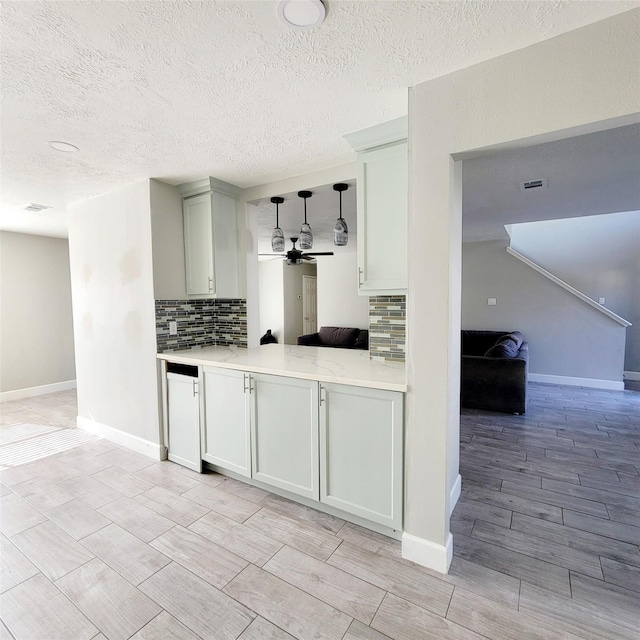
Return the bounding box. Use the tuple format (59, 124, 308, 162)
(302, 275, 317, 335)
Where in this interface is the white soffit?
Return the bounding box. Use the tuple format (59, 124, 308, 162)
(1, 1, 637, 237)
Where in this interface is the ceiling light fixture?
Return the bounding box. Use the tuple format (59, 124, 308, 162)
(271, 196, 285, 252)
(49, 141, 79, 152)
(23, 203, 52, 213)
(332, 183, 349, 246)
(277, 0, 325, 30)
(298, 190, 313, 250)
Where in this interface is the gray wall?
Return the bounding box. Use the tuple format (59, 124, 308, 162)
(0, 232, 76, 393)
(462, 240, 626, 383)
(509, 211, 640, 373)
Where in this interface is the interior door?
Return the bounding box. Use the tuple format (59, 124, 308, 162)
(302, 275, 317, 334)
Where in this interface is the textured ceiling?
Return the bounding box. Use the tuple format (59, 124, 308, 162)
(1, 0, 638, 237)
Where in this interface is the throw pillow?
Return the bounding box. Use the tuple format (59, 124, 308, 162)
(485, 339, 519, 358)
(498, 331, 523, 350)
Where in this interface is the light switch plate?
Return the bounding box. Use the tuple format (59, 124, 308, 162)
(487, 298, 497, 306)
(598, 297, 605, 305)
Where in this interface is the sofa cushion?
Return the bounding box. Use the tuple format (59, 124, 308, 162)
(498, 331, 523, 350)
(318, 326, 360, 347)
(485, 339, 519, 358)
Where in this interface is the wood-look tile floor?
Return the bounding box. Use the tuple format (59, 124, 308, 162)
(0, 384, 638, 640)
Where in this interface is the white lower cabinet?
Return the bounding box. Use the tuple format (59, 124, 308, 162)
(194, 365, 403, 532)
(202, 367, 251, 477)
(251, 374, 319, 500)
(166, 371, 202, 473)
(319, 383, 403, 530)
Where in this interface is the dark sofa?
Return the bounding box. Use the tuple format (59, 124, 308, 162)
(461, 330, 529, 414)
(297, 326, 369, 350)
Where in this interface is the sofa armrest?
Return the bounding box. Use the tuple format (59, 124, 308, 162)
(461, 355, 528, 414)
(297, 333, 321, 346)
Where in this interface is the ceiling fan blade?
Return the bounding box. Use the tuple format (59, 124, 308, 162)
(303, 251, 334, 256)
(258, 253, 285, 256)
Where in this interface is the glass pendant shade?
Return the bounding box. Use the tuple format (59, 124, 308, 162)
(298, 191, 313, 250)
(333, 183, 349, 246)
(299, 223, 313, 250)
(271, 227, 284, 252)
(333, 217, 348, 246)
(270, 196, 285, 252)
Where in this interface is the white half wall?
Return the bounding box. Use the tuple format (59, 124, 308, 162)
(316, 253, 369, 330)
(68, 180, 162, 450)
(0, 232, 76, 394)
(462, 240, 626, 383)
(407, 9, 639, 572)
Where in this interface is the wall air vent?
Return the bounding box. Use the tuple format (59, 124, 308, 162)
(23, 203, 52, 212)
(519, 178, 548, 193)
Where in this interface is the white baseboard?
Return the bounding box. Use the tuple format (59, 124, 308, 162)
(623, 371, 640, 381)
(449, 473, 462, 516)
(0, 380, 77, 403)
(529, 373, 624, 391)
(402, 531, 453, 574)
(77, 416, 165, 461)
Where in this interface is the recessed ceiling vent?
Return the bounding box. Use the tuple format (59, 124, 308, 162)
(519, 178, 548, 193)
(23, 203, 52, 213)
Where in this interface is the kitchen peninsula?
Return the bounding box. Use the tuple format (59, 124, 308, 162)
(158, 344, 406, 537)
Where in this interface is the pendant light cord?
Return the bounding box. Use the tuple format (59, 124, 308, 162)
(304, 197, 308, 224)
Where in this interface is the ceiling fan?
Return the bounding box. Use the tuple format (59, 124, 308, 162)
(260, 237, 334, 265)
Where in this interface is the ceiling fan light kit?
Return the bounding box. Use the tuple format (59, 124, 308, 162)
(298, 190, 314, 250)
(270, 196, 285, 252)
(333, 183, 349, 246)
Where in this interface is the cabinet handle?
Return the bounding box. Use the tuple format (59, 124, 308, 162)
(320, 386, 325, 405)
(192, 380, 198, 397)
(249, 376, 255, 394)
(208, 277, 213, 292)
(358, 267, 364, 286)
(243, 374, 249, 394)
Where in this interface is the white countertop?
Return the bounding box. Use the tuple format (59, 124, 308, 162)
(158, 344, 406, 392)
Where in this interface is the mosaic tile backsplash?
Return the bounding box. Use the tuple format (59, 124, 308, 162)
(155, 299, 247, 352)
(369, 295, 406, 362)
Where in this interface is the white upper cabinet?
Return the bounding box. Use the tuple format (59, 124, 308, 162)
(345, 117, 408, 296)
(178, 177, 241, 299)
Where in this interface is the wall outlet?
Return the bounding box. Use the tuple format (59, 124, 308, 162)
(169, 321, 178, 335)
(598, 297, 606, 305)
(487, 298, 497, 306)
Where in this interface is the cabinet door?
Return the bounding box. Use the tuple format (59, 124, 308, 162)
(183, 192, 215, 295)
(211, 191, 240, 298)
(202, 367, 251, 477)
(251, 374, 319, 500)
(357, 141, 407, 295)
(167, 373, 202, 473)
(319, 383, 403, 530)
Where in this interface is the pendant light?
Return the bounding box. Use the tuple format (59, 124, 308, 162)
(333, 183, 349, 246)
(270, 196, 285, 252)
(298, 190, 313, 250)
